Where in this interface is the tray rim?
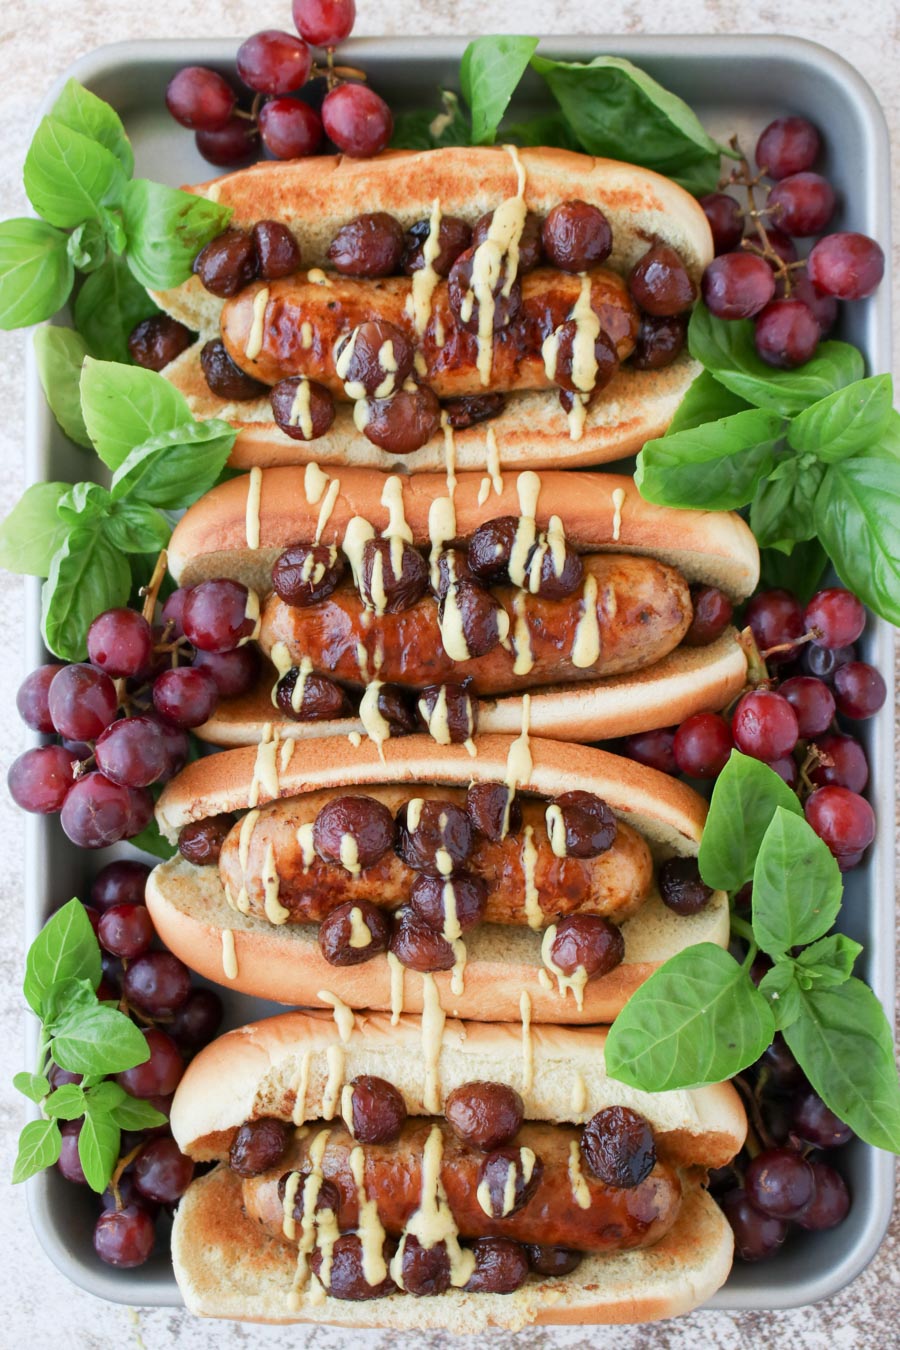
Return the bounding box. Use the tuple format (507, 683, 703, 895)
(21, 30, 896, 1318)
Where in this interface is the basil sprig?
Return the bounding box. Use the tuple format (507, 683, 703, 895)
(0, 358, 236, 659)
(605, 753, 900, 1153)
(13, 900, 166, 1191)
(635, 305, 900, 625)
(0, 79, 230, 359)
(392, 36, 730, 191)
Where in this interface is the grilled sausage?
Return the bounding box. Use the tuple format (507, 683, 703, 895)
(260, 554, 692, 696)
(218, 785, 653, 927)
(241, 1119, 682, 1254)
(221, 268, 639, 398)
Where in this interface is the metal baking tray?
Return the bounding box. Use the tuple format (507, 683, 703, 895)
(22, 33, 894, 1315)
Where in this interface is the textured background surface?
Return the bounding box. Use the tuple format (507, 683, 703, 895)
(0, 2, 897, 1347)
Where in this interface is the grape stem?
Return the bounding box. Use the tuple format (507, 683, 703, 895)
(108, 1142, 145, 1211)
(721, 135, 803, 297)
(140, 550, 168, 625)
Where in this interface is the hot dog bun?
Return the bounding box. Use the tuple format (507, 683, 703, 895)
(146, 734, 730, 1023)
(169, 1009, 744, 1328)
(168, 466, 756, 748)
(151, 145, 714, 470)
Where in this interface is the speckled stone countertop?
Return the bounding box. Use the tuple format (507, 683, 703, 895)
(0, 2, 896, 1346)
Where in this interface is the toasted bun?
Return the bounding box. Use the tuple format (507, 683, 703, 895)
(152, 146, 713, 473)
(197, 627, 748, 748)
(147, 735, 729, 1022)
(170, 1008, 746, 1168)
(167, 466, 758, 600)
(172, 1165, 733, 1328)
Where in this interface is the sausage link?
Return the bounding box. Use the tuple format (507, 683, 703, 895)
(220, 268, 639, 398)
(260, 554, 692, 696)
(241, 1119, 682, 1254)
(218, 785, 652, 927)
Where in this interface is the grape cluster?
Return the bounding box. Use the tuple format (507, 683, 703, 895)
(711, 1035, 851, 1260)
(55, 862, 223, 1268)
(9, 578, 261, 848)
(698, 117, 884, 368)
(622, 585, 884, 871)
(165, 1, 393, 166)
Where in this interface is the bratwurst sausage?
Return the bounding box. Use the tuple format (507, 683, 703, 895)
(219, 785, 652, 927)
(221, 267, 639, 398)
(261, 554, 692, 697)
(242, 1119, 682, 1254)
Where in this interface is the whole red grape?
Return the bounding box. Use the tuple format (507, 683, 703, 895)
(292, 0, 356, 46)
(808, 232, 885, 300)
(755, 117, 821, 179)
(322, 83, 393, 158)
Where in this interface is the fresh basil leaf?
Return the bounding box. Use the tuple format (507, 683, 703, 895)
(110, 1095, 168, 1130)
(501, 112, 580, 150)
(101, 207, 129, 256)
(23, 899, 102, 1017)
(67, 219, 107, 275)
(758, 961, 804, 1030)
(0, 482, 70, 577)
(104, 502, 171, 553)
(605, 943, 775, 1090)
(110, 419, 237, 509)
(56, 481, 112, 525)
(749, 454, 824, 551)
(78, 1107, 121, 1193)
(41, 527, 132, 661)
(666, 370, 752, 436)
(44, 1084, 88, 1120)
(75, 252, 161, 363)
(788, 373, 893, 463)
(24, 117, 125, 228)
(794, 934, 862, 988)
(50, 1001, 149, 1076)
(12, 1118, 62, 1184)
(699, 752, 803, 891)
(120, 178, 233, 289)
(635, 408, 783, 510)
(814, 448, 900, 626)
(786, 979, 900, 1153)
(0, 218, 74, 329)
(80, 356, 192, 470)
(33, 328, 92, 447)
(689, 305, 866, 416)
(51, 78, 134, 176)
(390, 91, 471, 150)
(531, 54, 727, 194)
(127, 815, 177, 861)
(85, 1081, 127, 1113)
(13, 1072, 50, 1104)
(752, 808, 843, 956)
(42, 976, 99, 1031)
(460, 36, 539, 145)
(759, 538, 828, 602)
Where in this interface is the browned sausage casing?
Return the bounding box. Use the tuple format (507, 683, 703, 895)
(219, 785, 652, 926)
(242, 1119, 682, 1253)
(221, 268, 639, 398)
(261, 554, 692, 696)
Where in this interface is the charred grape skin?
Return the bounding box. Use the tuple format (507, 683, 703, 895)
(755, 116, 821, 179)
(722, 1188, 788, 1262)
(16, 664, 66, 732)
(48, 663, 118, 741)
(754, 299, 819, 369)
(258, 98, 323, 160)
(701, 252, 775, 320)
(292, 0, 356, 45)
(731, 690, 799, 762)
(699, 192, 745, 254)
(745, 1147, 815, 1220)
(165, 66, 236, 131)
(807, 232, 885, 300)
(128, 315, 194, 371)
(8, 746, 76, 814)
(322, 83, 393, 159)
(235, 30, 312, 95)
(672, 712, 732, 779)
